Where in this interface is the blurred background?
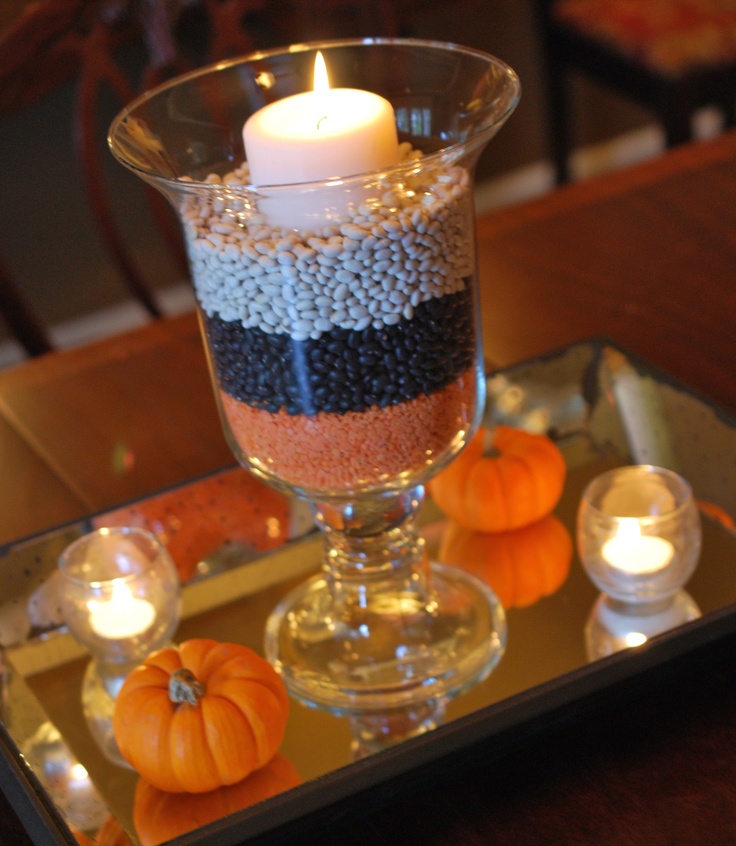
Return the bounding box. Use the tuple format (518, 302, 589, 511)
(0, 0, 729, 367)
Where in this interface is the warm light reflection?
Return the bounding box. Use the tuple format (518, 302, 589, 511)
(266, 517, 282, 539)
(584, 590, 702, 662)
(69, 762, 90, 787)
(255, 70, 275, 90)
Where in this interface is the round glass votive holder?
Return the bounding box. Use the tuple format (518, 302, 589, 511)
(59, 527, 181, 764)
(577, 465, 702, 605)
(59, 526, 181, 665)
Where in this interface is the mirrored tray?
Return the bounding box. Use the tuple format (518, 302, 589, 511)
(2, 338, 735, 846)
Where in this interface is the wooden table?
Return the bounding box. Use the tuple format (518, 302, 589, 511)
(2, 131, 736, 844)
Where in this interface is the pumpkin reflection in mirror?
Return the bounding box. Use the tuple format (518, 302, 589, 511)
(133, 754, 302, 846)
(429, 425, 566, 533)
(438, 513, 572, 609)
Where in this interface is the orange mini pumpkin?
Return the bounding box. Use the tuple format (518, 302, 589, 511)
(429, 425, 566, 532)
(133, 754, 302, 846)
(438, 513, 572, 609)
(113, 639, 289, 794)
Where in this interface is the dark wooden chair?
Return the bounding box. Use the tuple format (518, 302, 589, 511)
(0, 0, 264, 357)
(533, 0, 736, 183)
(0, 0, 448, 358)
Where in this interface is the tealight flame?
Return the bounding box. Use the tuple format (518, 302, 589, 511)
(87, 578, 134, 615)
(617, 517, 642, 544)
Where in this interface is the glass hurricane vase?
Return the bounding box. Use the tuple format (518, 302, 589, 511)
(109, 39, 519, 743)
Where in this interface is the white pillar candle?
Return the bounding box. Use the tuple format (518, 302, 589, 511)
(242, 52, 400, 230)
(602, 518, 674, 575)
(87, 579, 155, 639)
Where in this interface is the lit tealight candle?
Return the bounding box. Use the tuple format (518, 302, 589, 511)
(87, 579, 156, 639)
(242, 51, 400, 229)
(602, 518, 674, 575)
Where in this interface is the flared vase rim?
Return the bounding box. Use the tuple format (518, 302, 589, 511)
(108, 36, 521, 192)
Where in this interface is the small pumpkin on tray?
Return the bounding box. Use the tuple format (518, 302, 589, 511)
(438, 513, 573, 609)
(113, 639, 289, 794)
(133, 753, 302, 846)
(429, 425, 566, 533)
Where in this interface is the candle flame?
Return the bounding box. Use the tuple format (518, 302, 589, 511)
(313, 51, 330, 94)
(313, 52, 332, 131)
(616, 517, 642, 543)
(87, 578, 133, 615)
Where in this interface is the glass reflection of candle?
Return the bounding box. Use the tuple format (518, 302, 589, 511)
(69, 762, 91, 789)
(601, 518, 674, 575)
(21, 723, 108, 832)
(585, 591, 701, 661)
(87, 579, 156, 639)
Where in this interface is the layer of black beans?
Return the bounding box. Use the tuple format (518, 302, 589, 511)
(203, 286, 476, 416)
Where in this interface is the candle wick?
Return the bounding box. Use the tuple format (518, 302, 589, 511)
(317, 115, 329, 131)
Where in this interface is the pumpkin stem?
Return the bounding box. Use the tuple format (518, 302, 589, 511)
(169, 668, 206, 706)
(481, 428, 501, 458)
(481, 427, 500, 458)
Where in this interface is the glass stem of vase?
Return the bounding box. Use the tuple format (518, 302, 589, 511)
(312, 487, 432, 608)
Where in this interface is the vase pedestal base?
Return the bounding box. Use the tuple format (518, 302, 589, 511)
(265, 560, 506, 748)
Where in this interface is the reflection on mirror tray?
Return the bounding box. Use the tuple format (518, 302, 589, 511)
(20, 722, 109, 834)
(2, 340, 736, 846)
(585, 591, 702, 661)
